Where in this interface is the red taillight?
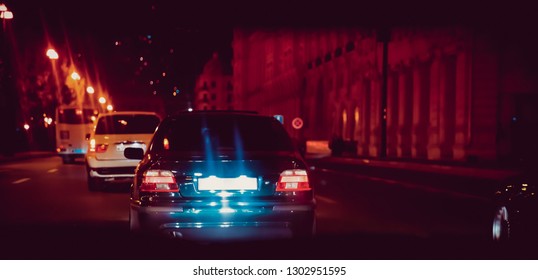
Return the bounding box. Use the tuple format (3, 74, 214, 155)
(89, 139, 107, 153)
(140, 170, 178, 192)
(95, 144, 108, 153)
(276, 169, 311, 192)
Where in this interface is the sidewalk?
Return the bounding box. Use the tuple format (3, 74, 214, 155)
(306, 153, 522, 181)
(0, 151, 57, 164)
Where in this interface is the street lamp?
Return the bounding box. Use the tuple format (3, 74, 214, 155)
(86, 86, 95, 94)
(98, 97, 106, 104)
(71, 71, 81, 80)
(0, 4, 13, 20)
(46, 49, 59, 60)
(1, 3, 16, 156)
(106, 104, 113, 112)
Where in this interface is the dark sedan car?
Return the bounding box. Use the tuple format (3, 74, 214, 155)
(124, 111, 316, 241)
(492, 167, 538, 241)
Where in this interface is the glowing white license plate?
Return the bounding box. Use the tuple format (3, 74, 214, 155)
(197, 176, 258, 191)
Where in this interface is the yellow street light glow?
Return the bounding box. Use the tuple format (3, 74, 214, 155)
(1, 10, 13, 19)
(46, 49, 59, 60)
(23, 124, 30, 130)
(86, 86, 95, 94)
(98, 97, 106, 104)
(106, 104, 113, 111)
(71, 72, 81, 80)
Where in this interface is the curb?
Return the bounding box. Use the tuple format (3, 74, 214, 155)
(308, 156, 521, 181)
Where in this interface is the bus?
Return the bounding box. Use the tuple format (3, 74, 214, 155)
(55, 105, 100, 164)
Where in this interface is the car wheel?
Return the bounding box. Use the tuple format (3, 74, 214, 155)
(492, 206, 510, 241)
(129, 208, 140, 232)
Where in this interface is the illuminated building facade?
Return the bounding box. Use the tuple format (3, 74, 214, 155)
(232, 28, 538, 162)
(195, 52, 234, 111)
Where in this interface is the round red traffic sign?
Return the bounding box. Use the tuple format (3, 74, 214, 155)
(292, 117, 303, 129)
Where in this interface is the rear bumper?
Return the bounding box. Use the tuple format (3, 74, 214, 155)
(86, 155, 139, 179)
(130, 200, 315, 241)
(57, 152, 85, 158)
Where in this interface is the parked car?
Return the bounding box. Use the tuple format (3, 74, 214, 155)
(125, 110, 316, 241)
(492, 167, 538, 241)
(86, 111, 161, 191)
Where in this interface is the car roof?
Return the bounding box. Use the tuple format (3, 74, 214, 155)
(56, 105, 98, 110)
(167, 110, 259, 118)
(97, 111, 161, 118)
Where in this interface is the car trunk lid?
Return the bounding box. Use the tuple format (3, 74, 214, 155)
(94, 134, 153, 160)
(151, 152, 303, 198)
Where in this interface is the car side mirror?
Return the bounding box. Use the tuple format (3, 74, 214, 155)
(85, 133, 91, 140)
(124, 147, 144, 160)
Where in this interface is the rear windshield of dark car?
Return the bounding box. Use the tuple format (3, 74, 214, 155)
(95, 114, 160, 135)
(151, 114, 294, 153)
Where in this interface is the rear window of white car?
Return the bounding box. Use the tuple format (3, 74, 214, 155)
(95, 114, 160, 135)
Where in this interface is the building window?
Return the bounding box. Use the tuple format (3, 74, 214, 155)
(354, 106, 360, 139)
(315, 57, 322, 66)
(211, 81, 216, 88)
(346, 41, 355, 52)
(226, 82, 233, 91)
(307, 61, 313, 69)
(227, 94, 233, 102)
(202, 81, 208, 90)
(342, 109, 348, 140)
(203, 94, 208, 102)
(335, 47, 343, 57)
(211, 106, 216, 110)
(325, 52, 332, 62)
(211, 93, 216, 100)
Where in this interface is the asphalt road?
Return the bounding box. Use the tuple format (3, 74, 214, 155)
(0, 156, 535, 259)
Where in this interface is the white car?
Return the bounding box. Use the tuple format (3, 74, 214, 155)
(85, 111, 161, 191)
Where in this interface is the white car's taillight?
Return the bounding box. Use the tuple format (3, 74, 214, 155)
(89, 138, 108, 153)
(140, 169, 179, 192)
(276, 169, 311, 192)
(89, 139, 96, 152)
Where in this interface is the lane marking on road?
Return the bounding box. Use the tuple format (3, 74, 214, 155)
(316, 168, 490, 202)
(12, 178, 31, 184)
(316, 195, 338, 204)
(47, 168, 58, 173)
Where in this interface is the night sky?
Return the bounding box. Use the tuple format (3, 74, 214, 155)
(5, 0, 538, 101)
(7, 1, 234, 105)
